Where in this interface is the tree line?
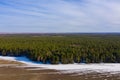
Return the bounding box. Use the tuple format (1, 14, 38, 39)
(0, 34, 120, 64)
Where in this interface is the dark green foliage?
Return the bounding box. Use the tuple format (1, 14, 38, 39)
(0, 34, 120, 64)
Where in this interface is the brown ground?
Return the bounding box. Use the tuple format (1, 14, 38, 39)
(0, 60, 23, 65)
(0, 60, 120, 80)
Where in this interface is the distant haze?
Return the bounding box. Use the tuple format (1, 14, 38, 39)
(0, 0, 120, 33)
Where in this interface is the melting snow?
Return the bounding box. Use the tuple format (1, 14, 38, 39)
(0, 56, 120, 74)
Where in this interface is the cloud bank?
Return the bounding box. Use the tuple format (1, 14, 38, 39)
(0, 0, 120, 33)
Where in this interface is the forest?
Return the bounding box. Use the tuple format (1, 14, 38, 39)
(0, 33, 120, 64)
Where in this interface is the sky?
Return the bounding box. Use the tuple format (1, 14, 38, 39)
(0, 0, 120, 33)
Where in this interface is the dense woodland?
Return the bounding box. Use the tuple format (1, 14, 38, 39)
(0, 33, 120, 64)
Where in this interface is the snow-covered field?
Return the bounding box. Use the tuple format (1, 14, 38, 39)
(0, 56, 120, 74)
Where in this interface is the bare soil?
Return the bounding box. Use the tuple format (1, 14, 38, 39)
(0, 60, 23, 65)
(0, 60, 120, 80)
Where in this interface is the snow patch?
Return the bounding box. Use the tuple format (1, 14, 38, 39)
(0, 56, 120, 74)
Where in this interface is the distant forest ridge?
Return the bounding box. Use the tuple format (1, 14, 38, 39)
(0, 33, 120, 64)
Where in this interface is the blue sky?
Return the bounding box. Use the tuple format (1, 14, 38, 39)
(0, 0, 120, 33)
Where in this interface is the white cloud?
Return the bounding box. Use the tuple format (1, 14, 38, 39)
(0, 0, 120, 33)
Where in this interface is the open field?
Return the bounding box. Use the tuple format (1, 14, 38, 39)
(0, 56, 120, 80)
(0, 66, 120, 80)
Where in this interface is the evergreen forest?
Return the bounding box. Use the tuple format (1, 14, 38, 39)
(0, 33, 120, 64)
